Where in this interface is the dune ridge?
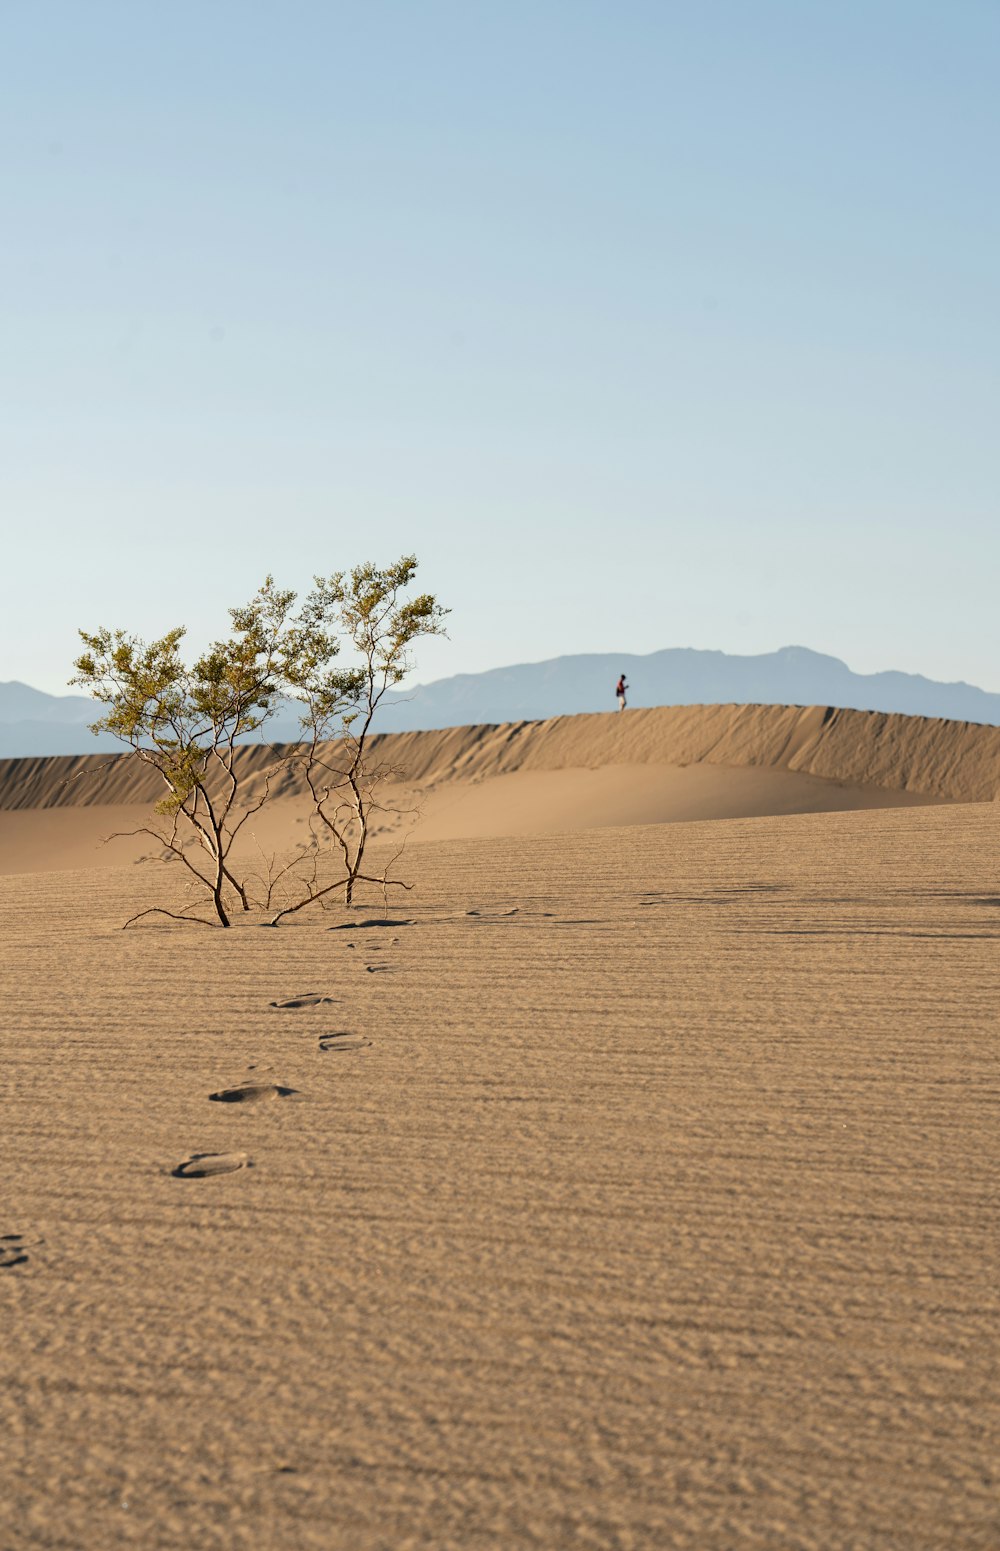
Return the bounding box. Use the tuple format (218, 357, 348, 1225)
(0, 704, 988, 874)
(374, 703, 1000, 799)
(0, 702, 997, 813)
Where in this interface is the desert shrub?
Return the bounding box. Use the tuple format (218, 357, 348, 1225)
(72, 556, 446, 927)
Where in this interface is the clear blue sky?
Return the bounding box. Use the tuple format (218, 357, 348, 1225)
(2, 1, 998, 696)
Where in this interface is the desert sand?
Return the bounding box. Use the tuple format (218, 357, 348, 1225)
(2, 705, 998, 1549)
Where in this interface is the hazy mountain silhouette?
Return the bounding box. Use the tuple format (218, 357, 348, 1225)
(1, 645, 997, 757)
(366, 646, 1000, 733)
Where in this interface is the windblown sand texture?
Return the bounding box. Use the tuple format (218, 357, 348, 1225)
(2, 705, 998, 1549)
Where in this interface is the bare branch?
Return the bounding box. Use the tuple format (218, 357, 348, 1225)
(122, 906, 218, 929)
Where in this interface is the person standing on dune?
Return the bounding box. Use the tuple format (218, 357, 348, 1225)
(616, 672, 628, 712)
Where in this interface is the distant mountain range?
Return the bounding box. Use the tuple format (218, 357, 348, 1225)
(1, 645, 997, 758)
(360, 645, 1000, 733)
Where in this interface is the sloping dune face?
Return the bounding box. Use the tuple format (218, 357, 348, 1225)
(369, 702, 1000, 800)
(1, 705, 994, 874)
(2, 803, 998, 1549)
(1, 703, 998, 811)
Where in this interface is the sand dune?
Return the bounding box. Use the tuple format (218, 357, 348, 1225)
(371, 701, 1000, 801)
(2, 801, 998, 1548)
(2, 702, 997, 813)
(0, 703, 989, 876)
(386, 761, 946, 845)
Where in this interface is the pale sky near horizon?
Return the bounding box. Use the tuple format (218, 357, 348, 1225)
(2, 1, 998, 697)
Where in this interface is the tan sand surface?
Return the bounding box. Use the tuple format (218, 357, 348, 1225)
(0, 763, 946, 877)
(387, 762, 947, 844)
(2, 797, 998, 1549)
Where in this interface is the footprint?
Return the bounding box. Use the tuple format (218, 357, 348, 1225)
(0, 1234, 31, 1269)
(319, 1033, 372, 1052)
(209, 1083, 296, 1104)
(270, 993, 334, 1010)
(172, 1152, 250, 1179)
